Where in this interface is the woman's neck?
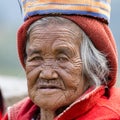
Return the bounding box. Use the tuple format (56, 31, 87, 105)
(40, 105, 69, 120)
(40, 108, 55, 120)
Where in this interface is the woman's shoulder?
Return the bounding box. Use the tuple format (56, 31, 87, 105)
(9, 97, 30, 110)
(98, 87, 120, 116)
(82, 87, 120, 119)
(2, 97, 31, 120)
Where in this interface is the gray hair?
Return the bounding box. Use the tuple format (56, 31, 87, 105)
(80, 32, 109, 86)
(26, 16, 109, 87)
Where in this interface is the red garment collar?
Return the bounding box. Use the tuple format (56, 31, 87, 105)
(55, 86, 105, 119)
(16, 86, 105, 120)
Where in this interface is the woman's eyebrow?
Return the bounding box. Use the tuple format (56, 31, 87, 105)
(54, 46, 73, 56)
(27, 48, 42, 56)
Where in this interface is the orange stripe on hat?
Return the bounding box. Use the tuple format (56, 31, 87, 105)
(21, 0, 111, 23)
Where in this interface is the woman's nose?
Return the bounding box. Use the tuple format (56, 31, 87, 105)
(39, 68, 58, 80)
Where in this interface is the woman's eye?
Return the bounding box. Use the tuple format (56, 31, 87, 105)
(57, 56, 68, 62)
(28, 56, 43, 61)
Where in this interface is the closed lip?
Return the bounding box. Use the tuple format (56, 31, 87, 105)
(37, 84, 64, 90)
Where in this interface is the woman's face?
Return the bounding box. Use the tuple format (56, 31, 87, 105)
(25, 18, 86, 111)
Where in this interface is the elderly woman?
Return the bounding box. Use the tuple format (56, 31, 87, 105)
(2, 0, 120, 120)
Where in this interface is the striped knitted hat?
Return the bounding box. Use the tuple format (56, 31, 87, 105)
(18, 0, 118, 87)
(21, 0, 111, 23)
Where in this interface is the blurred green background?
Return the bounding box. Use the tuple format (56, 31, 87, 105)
(0, 1, 120, 85)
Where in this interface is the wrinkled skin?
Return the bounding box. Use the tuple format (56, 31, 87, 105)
(25, 18, 87, 116)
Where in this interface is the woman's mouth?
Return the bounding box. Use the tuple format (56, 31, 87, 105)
(39, 84, 63, 89)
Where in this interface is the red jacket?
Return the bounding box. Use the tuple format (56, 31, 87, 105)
(0, 111, 2, 120)
(2, 86, 120, 120)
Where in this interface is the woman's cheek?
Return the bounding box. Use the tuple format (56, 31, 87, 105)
(59, 62, 82, 88)
(26, 65, 41, 88)
(25, 61, 41, 73)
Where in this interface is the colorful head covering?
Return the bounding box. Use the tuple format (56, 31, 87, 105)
(21, 0, 111, 23)
(17, 0, 118, 87)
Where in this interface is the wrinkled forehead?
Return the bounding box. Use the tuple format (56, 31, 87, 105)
(26, 16, 84, 47)
(27, 16, 83, 38)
